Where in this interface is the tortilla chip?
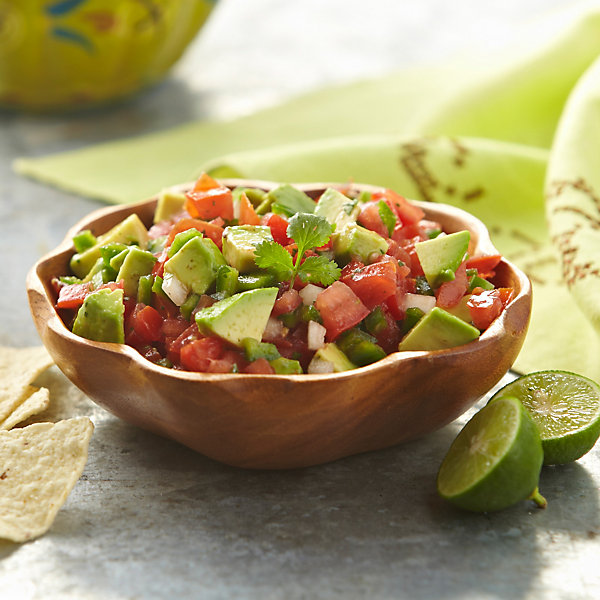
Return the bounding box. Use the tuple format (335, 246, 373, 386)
(0, 417, 94, 543)
(0, 387, 50, 431)
(0, 346, 53, 423)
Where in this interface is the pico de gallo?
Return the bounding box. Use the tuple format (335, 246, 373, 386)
(53, 174, 513, 375)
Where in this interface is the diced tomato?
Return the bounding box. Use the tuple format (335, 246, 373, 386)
(384, 276, 413, 320)
(180, 337, 225, 372)
(375, 253, 411, 279)
(385, 239, 413, 269)
(391, 222, 428, 244)
(161, 317, 191, 339)
(372, 305, 402, 353)
(238, 192, 260, 225)
(272, 289, 302, 317)
(56, 282, 92, 309)
(204, 355, 240, 373)
(97, 280, 124, 292)
(165, 323, 198, 363)
(131, 305, 163, 343)
(139, 345, 163, 364)
(435, 262, 468, 309)
(243, 357, 275, 374)
(314, 281, 370, 341)
(357, 201, 389, 238)
(152, 290, 179, 319)
(466, 254, 502, 275)
(467, 289, 504, 330)
(152, 249, 168, 278)
(399, 239, 425, 277)
(340, 260, 397, 310)
(165, 217, 224, 250)
(496, 287, 514, 307)
(192, 173, 221, 192)
(373, 189, 425, 225)
(185, 187, 233, 221)
(261, 213, 292, 246)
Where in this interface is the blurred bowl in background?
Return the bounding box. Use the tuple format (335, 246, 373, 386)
(0, 0, 218, 112)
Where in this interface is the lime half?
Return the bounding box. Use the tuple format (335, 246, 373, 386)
(437, 396, 545, 512)
(490, 370, 600, 465)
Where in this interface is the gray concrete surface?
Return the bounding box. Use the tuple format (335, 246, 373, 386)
(1, 1, 599, 598)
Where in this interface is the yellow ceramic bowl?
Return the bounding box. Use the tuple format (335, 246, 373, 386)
(0, 0, 217, 111)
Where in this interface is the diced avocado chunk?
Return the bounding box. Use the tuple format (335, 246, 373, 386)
(168, 229, 203, 257)
(154, 189, 186, 223)
(415, 230, 470, 289)
(398, 306, 480, 352)
(314, 188, 359, 230)
(310, 343, 356, 372)
(401, 306, 426, 334)
(332, 223, 388, 265)
(72, 288, 125, 344)
(444, 295, 474, 324)
(117, 247, 157, 297)
(267, 184, 316, 216)
(242, 338, 280, 362)
(270, 357, 303, 374)
(70, 214, 149, 279)
(164, 236, 226, 296)
(195, 287, 278, 347)
(222, 225, 273, 273)
(82, 257, 105, 284)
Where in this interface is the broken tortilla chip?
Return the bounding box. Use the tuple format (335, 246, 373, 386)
(0, 417, 94, 543)
(0, 387, 50, 431)
(0, 346, 53, 423)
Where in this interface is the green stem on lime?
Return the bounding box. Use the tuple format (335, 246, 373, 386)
(528, 486, 547, 509)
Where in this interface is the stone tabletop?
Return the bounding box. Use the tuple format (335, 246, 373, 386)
(1, 1, 599, 598)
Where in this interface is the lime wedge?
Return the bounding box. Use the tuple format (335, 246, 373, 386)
(490, 370, 600, 465)
(437, 396, 545, 512)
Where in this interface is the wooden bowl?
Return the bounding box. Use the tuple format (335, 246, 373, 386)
(27, 180, 532, 469)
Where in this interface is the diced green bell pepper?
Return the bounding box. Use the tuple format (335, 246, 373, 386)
(270, 357, 303, 374)
(336, 328, 386, 367)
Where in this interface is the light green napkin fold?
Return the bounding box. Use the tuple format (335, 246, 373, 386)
(15, 8, 600, 380)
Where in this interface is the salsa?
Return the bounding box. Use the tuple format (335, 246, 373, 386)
(54, 175, 513, 375)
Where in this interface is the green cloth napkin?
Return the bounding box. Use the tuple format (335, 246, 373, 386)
(15, 8, 600, 381)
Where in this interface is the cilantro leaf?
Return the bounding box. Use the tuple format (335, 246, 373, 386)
(287, 213, 334, 258)
(378, 200, 397, 236)
(254, 212, 340, 287)
(297, 255, 341, 286)
(254, 240, 294, 281)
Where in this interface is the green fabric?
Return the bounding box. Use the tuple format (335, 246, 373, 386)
(14, 8, 600, 381)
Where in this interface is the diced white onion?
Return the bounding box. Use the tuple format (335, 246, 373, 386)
(262, 316, 287, 341)
(161, 272, 189, 306)
(232, 196, 241, 220)
(307, 357, 335, 374)
(402, 293, 436, 314)
(307, 320, 327, 351)
(299, 284, 323, 306)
